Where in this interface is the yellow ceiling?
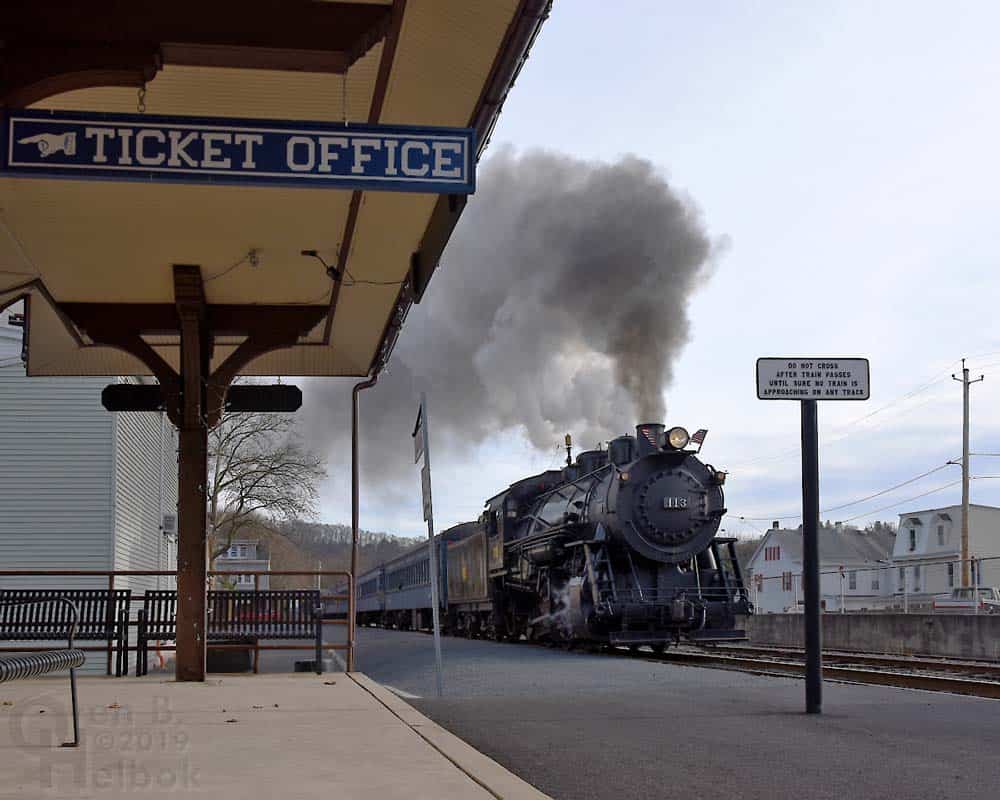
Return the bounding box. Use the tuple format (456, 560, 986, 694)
(0, 0, 522, 377)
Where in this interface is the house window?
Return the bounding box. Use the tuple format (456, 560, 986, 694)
(937, 525, 945, 546)
(908, 529, 916, 551)
(871, 573, 880, 591)
(848, 571, 857, 590)
(947, 563, 955, 588)
(899, 567, 905, 590)
(913, 564, 921, 591)
(227, 543, 254, 560)
(755, 575, 764, 592)
(763, 546, 781, 562)
(782, 572, 792, 591)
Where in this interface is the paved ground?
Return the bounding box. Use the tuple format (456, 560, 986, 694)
(0, 671, 546, 799)
(348, 627, 1000, 800)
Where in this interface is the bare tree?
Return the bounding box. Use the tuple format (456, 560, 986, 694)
(207, 410, 327, 564)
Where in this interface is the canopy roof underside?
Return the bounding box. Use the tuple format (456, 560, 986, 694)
(0, 0, 541, 378)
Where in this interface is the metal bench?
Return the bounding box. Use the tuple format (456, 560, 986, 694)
(0, 589, 131, 676)
(0, 598, 84, 747)
(137, 589, 323, 676)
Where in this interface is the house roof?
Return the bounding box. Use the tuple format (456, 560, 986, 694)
(749, 526, 895, 568)
(898, 503, 1000, 517)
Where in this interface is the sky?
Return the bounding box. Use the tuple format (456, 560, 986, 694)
(309, 2, 1000, 539)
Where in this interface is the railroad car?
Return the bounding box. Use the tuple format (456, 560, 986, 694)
(333, 423, 752, 650)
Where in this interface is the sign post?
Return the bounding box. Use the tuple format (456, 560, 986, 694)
(413, 393, 444, 698)
(756, 357, 870, 714)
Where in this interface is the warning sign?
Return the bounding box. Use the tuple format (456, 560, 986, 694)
(756, 358, 870, 401)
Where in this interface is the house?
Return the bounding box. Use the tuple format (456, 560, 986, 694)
(745, 522, 895, 613)
(214, 540, 271, 590)
(892, 504, 1000, 604)
(0, 303, 178, 671)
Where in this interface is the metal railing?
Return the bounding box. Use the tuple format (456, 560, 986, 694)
(0, 569, 355, 675)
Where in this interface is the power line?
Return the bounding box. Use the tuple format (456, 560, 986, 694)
(730, 365, 958, 468)
(838, 479, 962, 523)
(733, 462, 954, 522)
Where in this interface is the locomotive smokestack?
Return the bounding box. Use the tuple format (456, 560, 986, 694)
(635, 423, 665, 457)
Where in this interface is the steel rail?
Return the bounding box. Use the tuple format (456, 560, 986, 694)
(640, 648, 1000, 699)
(707, 644, 1000, 679)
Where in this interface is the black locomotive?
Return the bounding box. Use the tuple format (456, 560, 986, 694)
(346, 423, 751, 650)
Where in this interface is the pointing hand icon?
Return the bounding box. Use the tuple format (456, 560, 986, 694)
(17, 132, 77, 158)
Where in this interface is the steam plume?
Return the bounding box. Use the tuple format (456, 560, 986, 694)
(300, 149, 720, 487)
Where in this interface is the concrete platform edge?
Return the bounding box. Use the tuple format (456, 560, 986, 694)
(349, 672, 552, 800)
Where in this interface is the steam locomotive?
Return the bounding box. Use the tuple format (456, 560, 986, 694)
(343, 423, 752, 649)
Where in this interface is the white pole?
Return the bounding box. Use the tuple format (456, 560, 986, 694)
(421, 393, 445, 697)
(973, 557, 980, 615)
(840, 568, 845, 613)
(903, 568, 908, 614)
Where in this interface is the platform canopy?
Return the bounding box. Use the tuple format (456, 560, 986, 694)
(0, 0, 547, 381)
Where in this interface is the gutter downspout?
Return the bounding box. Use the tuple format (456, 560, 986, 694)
(350, 374, 378, 672)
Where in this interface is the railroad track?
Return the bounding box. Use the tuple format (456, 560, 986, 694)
(376, 625, 1000, 698)
(636, 645, 1000, 699)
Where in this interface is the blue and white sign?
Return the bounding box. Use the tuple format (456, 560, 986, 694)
(1, 109, 475, 194)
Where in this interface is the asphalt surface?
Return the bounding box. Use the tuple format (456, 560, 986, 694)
(329, 627, 1000, 800)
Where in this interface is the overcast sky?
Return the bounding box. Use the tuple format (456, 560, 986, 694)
(309, 1, 1000, 539)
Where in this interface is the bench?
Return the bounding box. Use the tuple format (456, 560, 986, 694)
(137, 589, 323, 676)
(0, 589, 131, 676)
(0, 598, 84, 747)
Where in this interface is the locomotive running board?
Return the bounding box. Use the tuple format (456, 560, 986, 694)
(686, 630, 748, 642)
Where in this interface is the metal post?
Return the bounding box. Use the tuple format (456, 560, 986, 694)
(350, 375, 377, 672)
(106, 574, 114, 676)
(314, 603, 323, 675)
(800, 399, 822, 714)
(421, 393, 445, 698)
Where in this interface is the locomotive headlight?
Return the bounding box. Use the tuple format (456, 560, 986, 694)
(666, 426, 690, 450)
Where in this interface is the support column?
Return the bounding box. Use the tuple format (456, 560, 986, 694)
(176, 424, 208, 681)
(175, 265, 210, 682)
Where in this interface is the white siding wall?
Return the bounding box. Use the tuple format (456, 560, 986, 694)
(112, 408, 178, 595)
(0, 367, 114, 584)
(748, 554, 800, 613)
(0, 354, 115, 673)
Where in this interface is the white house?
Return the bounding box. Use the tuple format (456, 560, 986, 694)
(214, 540, 271, 590)
(892, 504, 1000, 605)
(0, 304, 178, 671)
(746, 523, 895, 613)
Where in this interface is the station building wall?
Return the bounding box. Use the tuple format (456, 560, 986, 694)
(0, 313, 177, 672)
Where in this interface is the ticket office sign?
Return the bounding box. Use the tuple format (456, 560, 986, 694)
(756, 358, 870, 401)
(2, 108, 475, 194)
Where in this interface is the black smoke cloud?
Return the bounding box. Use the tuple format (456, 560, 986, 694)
(300, 149, 721, 492)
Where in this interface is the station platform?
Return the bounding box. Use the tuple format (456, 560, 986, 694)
(0, 671, 550, 799)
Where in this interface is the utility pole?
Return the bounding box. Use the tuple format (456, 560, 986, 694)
(952, 359, 984, 587)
